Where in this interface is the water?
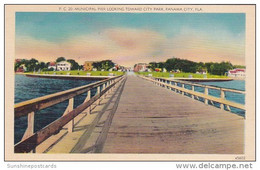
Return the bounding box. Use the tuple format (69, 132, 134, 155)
(15, 74, 97, 144)
(197, 80, 245, 91)
(192, 80, 245, 116)
(167, 79, 245, 116)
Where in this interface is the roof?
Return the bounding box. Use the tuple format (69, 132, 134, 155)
(15, 59, 22, 63)
(49, 62, 56, 66)
(234, 69, 245, 72)
(229, 68, 245, 74)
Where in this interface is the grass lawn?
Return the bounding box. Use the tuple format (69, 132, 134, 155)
(135, 72, 228, 78)
(25, 70, 125, 76)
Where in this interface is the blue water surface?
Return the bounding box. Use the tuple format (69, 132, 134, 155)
(193, 80, 245, 116)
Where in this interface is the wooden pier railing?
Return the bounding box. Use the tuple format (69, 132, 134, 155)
(139, 76, 245, 113)
(14, 75, 125, 153)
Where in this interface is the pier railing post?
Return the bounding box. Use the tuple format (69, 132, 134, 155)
(191, 85, 195, 99)
(220, 89, 225, 110)
(106, 81, 109, 94)
(204, 87, 208, 104)
(22, 111, 35, 141)
(165, 80, 168, 89)
(182, 84, 185, 96)
(103, 83, 106, 91)
(170, 81, 173, 91)
(97, 86, 100, 94)
(97, 86, 101, 104)
(173, 81, 176, 92)
(107, 81, 111, 93)
(102, 83, 106, 99)
(161, 79, 164, 87)
(84, 90, 91, 115)
(63, 98, 74, 132)
(226, 105, 231, 111)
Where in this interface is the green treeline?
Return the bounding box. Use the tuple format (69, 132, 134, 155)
(148, 58, 243, 76)
(92, 60, 115, 71)
(15, 58, 116, 72)
(15, 57, 83, 72)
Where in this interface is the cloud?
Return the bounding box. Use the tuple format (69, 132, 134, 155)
(160, 28, 245, 65)
(105, 28, 165, 51)
(15, 28, 166, 66)
(15, 27, 245, 67)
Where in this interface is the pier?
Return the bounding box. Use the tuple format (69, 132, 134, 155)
(14, 74, 244, 154)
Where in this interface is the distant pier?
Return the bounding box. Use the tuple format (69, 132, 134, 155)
(25, 73, 113, 80)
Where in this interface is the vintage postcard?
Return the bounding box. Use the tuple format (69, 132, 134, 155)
(5, 4, 255, 161)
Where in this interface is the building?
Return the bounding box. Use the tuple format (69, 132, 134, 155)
(125, 67, 132, 72)
(114, 63, 120, 71)
(56, 61, 71, 71)
(84, 61, 94, 71)
(48, 62, 56, 71)
(196, 69, 207, 74)
(228, 68, 246, 78)
(134, 63, 149, 72)
(16, 64, 26, 72)
(15, 59, 22, 63)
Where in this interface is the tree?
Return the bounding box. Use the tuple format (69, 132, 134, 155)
(165, 58, 176, 71)
(56, 57, 66, 63)
(157, 62, 165, 69)
(101, 60, 114, 71)
(205, 62, 213, 73)
(209, 64, 215, 74)
(93, 62, 102, 70)
(39, 62, 46, 70)
(196, 66, 203, 72)
(233, 65, 246, 69)
(148, 62, 157, 71)
(25, 58, 39, 72)
(79, 65, 84, 70)
(208, 62, 232, 75)
(67, 59, 80, 70)
(93, 60, 114, 71)
(15, 61, 22, 72)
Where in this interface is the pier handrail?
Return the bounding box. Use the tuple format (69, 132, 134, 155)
(15, 75, 123, 118)
(139, 76, 245, 112)
(156, 77, 245, 94)
(14, 75, 125, 153)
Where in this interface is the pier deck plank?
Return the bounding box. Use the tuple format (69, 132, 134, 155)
(101, 75, 244, 154)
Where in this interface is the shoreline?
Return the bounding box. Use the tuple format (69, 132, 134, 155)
(21, 73, 114, 80)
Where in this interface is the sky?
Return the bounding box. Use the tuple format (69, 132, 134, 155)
(15, 12, 245, 67)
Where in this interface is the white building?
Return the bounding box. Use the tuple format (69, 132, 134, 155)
(48, 62, 56, 71)
(134, 63, 149, 72)
(56, 61, 71, 71)
(228, 68, 245, 78)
